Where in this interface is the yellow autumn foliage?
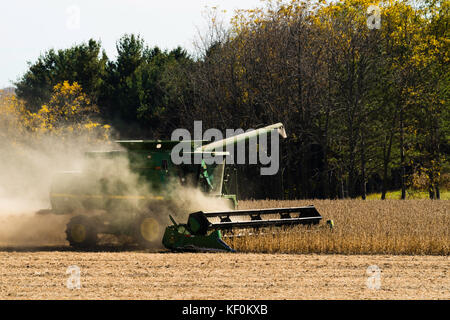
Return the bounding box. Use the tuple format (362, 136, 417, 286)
(0, 81, 111, 147)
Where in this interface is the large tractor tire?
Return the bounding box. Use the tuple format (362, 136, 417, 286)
(134, 212, 162, 249)
(66, 215, 98, 248)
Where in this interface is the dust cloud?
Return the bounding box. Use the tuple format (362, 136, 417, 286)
(0, 113, 230, 247)
(0, 130, 110, 246)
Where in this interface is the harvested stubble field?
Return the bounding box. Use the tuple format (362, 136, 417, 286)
(0, 199, 448, 299)
(0, 252, 448, 299)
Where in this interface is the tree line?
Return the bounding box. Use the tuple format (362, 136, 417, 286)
(13, 0, 449, 200)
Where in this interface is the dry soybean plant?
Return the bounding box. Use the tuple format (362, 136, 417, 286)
(226, 200, 450, 255)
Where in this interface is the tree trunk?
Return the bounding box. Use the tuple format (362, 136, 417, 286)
(340, 177, 345, 199)
(429, 172, 435, 200)
(400, 106, 406, 200)
(360, 132, 366, 200)
(381, 162, 388, 200)
(381, 130, 394, 200)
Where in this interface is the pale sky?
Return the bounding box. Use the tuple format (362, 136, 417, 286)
(0, 0, 264, 88)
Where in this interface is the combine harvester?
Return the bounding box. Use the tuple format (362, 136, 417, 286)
(44, 123, 323, 252)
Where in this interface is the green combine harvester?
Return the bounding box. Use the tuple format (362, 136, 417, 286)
(45, 123, 322, 252)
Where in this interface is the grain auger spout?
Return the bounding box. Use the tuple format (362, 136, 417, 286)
(195, 122, 287, 153)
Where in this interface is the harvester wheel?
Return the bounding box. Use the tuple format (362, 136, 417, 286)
(66, 215, 98, 248)
(134, 213, 162, 248)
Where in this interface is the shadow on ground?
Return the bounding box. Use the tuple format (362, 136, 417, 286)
(0, 244, 168, 253)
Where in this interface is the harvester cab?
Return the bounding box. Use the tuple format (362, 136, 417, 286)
(46, 123, 323, 252)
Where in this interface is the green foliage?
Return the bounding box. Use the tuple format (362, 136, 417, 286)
(15, 39, 107, 112)
(98, 34, 193, 137)
(363, 189, 450, 200)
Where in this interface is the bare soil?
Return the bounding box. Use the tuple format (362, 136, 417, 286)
(0, 251, 448, 299)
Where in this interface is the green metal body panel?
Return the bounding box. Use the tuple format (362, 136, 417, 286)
(162, 226, 234, 252)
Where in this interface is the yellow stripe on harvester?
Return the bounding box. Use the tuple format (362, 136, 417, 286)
(50, 193, 165, 200)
